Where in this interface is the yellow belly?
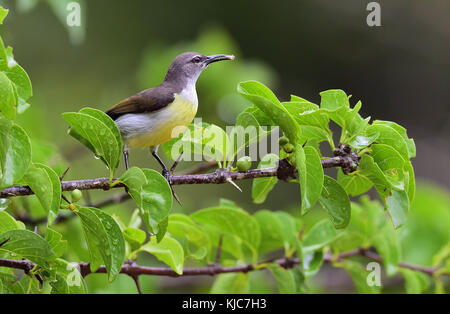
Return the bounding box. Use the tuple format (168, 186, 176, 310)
(126, 94, 198, 148)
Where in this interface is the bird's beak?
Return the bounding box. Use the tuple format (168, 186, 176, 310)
(205, 54, 235, 65)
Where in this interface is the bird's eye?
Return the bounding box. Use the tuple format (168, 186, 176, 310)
(192, 56, 201, 63)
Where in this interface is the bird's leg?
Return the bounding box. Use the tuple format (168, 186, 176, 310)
(151, 146, 170, 178)
(123, 145, 130, 193)
(123, 145, 130, 171)
(150, 146, 182, 206)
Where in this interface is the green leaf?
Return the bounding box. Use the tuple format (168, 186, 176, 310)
(373, 120, 415, 158)
(337, 169, 373, 196)
(348, 132, 379, 150)
(268, 265, 296, 294)
(318, 176, 351, 229)
(371, 144, 406, 190)
(50, 258, 87, 294)
(167, 214, 211, 260)
(118, 167, 173, 238)
(0, 211, 25, 233)
(359, 154, 392, 198)
(320, 90, 369, 139)
(301, 146, 324, 213)
(384, 189, 409, 229)
(75, 207, 125, 281)
(372, 223, 401, 276)
(0, 71, 16, 120)
(210, 273, 249, 294)
(45, 228, 67, 258)
(123, 227, 146, 251)
(2, 47, 33, 112)
(62, 111, 121, 178)
(302, 250, 324, 278)
(336, 260, 380, 294)
(23, 163, 61, 224)
(399, 269, 429, 294)
(254, 210, 299, 255)
(0, 6, 8, 24)
(252, 153, 278, 204)
(0, 124, 31, 188)
(366, 124, 409, 161)
(139, 235, 184, 275)
(302, 220, 340, 254)
(229, 111, 268, 162)
(0, 229, 54, 267)
(254, 210, 284, 253)
(191, 206, 261, 261)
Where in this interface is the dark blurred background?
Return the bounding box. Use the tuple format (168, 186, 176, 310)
(1, 0, 448, 293)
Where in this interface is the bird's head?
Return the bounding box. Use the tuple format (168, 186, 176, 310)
(164, 52, 234, 84)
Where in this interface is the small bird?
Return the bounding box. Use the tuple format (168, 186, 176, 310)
(105, 52, 234, 178)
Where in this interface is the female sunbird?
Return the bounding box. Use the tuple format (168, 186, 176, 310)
(105, 52, 234, 177)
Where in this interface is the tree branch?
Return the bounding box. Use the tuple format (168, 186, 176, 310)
(0, 145, 359, 198)
(1, 248, 446, 284)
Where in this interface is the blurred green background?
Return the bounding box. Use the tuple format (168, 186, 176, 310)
(1, 0, 448, 293)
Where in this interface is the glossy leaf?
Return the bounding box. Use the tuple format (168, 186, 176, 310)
(0, 229, 54, 267)
(139, 235, 184, 275)
(62, 111, 121, 178)
(252, 153, 278, 204)
(301, 146, 324, 213)
(302, 220, 340, 254)
(337, 169, 373, 196)
(0, 211, 25, 233)
(0, 124, 31, 187)
(50, 258, 87, 294)
(118, 167, 173, 239)
(268, 265, 296, 294)
(23, 163, 61, 224)
(318, 176, 351, 228)
(191, 206, 261, 261)
(45, 228, 67, 259)
(76, 207, 125, 281)
(210, 273, 249, 294)
(0, 71, 16, 119)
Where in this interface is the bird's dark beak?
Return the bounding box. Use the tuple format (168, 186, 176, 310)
(205, 54, 235, 65)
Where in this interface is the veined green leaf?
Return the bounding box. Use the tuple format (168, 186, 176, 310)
(366, 124, 409, 161)
(62, 111, 121, 178)
(268, 265, 296, 294)
(302, 250, 324, 278)
(337, 169, 373, 196)
(118, 167, 173, 239)
(319, 176, 351, 229)
(50, 258, 87, 294)
(23, 163, 61, 224)
(139, 235, 184, 275)
(75, 207, 125, 282)
(210, 273, 249, 294)
(302, 220, 340, 254)
(0, 124, 31, 188)
(123, 227, 146, 251)
(399, 269, 429, 294)
(0, 229, 55, 267)
(373, 120, 415, 158)
(301, 146, 324, 213)
(168, 214, 211, 261)
(335, 260, 381, 294)
(45, 228, 67, 259)
(384, 189, 409, 229)
(0, 211, 25, 233)
(0, 71, 16, 120)
(252, 153, 278, 204)
(191, 206, 261, 262)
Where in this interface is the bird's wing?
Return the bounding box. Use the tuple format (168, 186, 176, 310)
(105, 87, 175, 120)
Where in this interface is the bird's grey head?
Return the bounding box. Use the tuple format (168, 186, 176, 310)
(164, 52, 234, 85)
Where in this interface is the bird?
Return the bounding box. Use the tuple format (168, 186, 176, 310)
(105, 52, 234, 180)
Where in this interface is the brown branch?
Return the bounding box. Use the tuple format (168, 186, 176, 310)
(0, 149, 359, 198)
(1, 247, 446, 285)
